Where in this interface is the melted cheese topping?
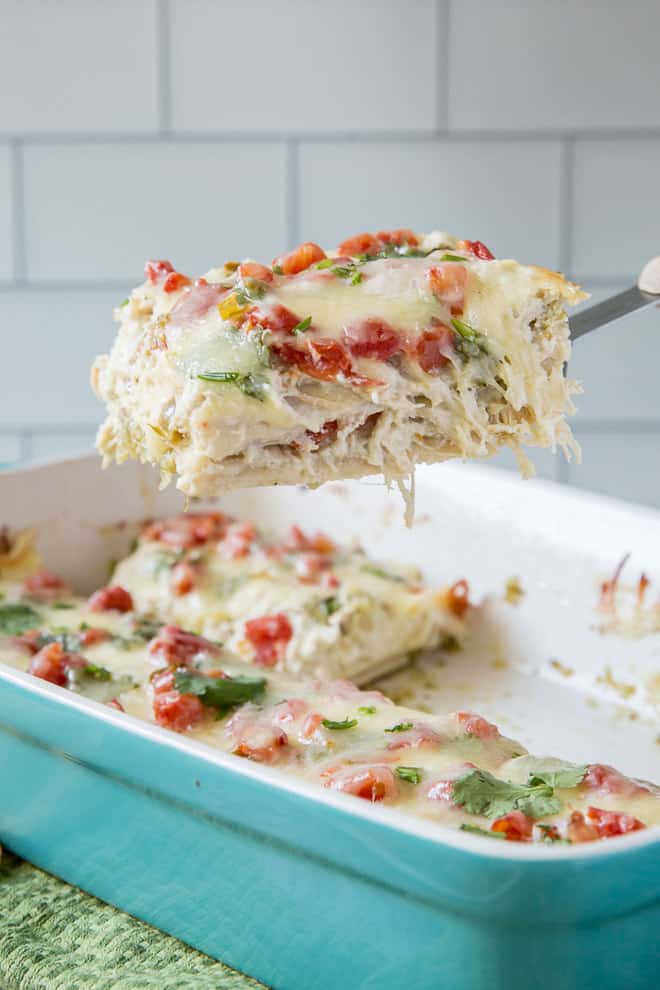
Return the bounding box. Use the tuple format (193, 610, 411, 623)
(1, 581, 657, 844)
(93, 230, 585, 499)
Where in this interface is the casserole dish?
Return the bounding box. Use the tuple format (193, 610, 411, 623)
(0, 455, 658, 990)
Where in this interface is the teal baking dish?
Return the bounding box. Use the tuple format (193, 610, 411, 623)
(1, 455, 659, 989)
(0, 665, 658, 990)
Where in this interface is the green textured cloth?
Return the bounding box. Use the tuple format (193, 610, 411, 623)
(0, 852, 266, 990)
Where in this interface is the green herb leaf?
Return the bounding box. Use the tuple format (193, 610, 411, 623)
(350, 271, 363, 285)
(321, 717, 358, 731)
(451, 318, 479, 342)
(452, 768, 561, 820)
(81, 663, 112, 681)
(460, 823, 506, 840)
(537, 824, 571, 845)
(273, 264, 284, 275)
(332, 266, 355, 279)
(52, 601, 75, 610)
(525, 758, 587, 790)
(0, 602, 42, 636)
(175, 670, 266, 713)
(315, 258, 334, 270)
(309, 596, 341, 623)
(361, 565, 406, 583)
(197, 371, 241, 383)
(385, 722, 414, 733)
(120, 298, 130, 307)
(292, 316, 312, 334)
(237, 374, 268, 401)
(395, 766, 423, 785)
(438, 254, 467, 263)
(451, 318, 489, 360)
(357, 706, 376, 715)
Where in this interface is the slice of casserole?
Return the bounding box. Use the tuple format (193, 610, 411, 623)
(92, 229, 585, 498)
(110, 511, 468, 683)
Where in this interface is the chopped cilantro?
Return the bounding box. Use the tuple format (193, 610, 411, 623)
(361, 565, 406, 583)
(451, 318, 489, 360)
(385, 722, 414, 733)
(357, 706, 377, 715)
(119, 298, 130, 307)
(175, 670, 266, 713)
(128, 537, 139, 555)
(321, 717, 358, 731)
(452, 768, 561, 820)
(131, 618, 162, 643)
(315, 258, 334, 270)
(395, 766, 423, 785)
(81, 663, 112, 681)
(524, 758, 587, 790)
(292, 316, 313, 334)
(273, 264, 284, 275)
(0, 602, 41, 636)
(460, 823, 506, 840)
(52, 602, 75, 610)
(238, 374, 268, 401)
(197, 371, 241, 383)
(350, 270, 362, 285)
(332, 265, 355, 280)
(537, 824, 571, 845)
(309, 596, 341, 623)
(438, 254, 467, 263)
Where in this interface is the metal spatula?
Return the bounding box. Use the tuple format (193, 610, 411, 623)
(569, 256, 660, 341)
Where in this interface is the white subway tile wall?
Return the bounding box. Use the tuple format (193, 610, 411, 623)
(0, 1, 658, 509)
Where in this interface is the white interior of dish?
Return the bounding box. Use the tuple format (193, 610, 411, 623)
(1, 453, 659, 857)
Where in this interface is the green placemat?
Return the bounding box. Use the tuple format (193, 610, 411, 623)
(0, 852, 266, 990)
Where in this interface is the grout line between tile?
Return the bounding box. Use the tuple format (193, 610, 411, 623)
(156, 0, 172, 135)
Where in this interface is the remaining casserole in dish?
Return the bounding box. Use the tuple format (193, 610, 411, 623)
(92, 230, 585, 499)
(109, 511, 467, 683)
(1, 558, 657, 846)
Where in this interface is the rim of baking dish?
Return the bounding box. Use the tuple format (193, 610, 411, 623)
(2, 662, 657, 864)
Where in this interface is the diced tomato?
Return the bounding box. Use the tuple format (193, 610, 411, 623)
(301, 711, 324, 739)
(272, 698, 308, 725)
(107, 698, 125, 712)
(375, 229, 419, 247)
(171, 560, 198, 596)
(323, 764, 398, 802)
(88, 585, 134, 613)
(321, 571, 340, 590)
(150, 667, 176, 694)
(168, 281, 228, 328)
(295, 551, 330, 583)
(142, 511, 228, 549)
(149, 625, 220, 667)
(305, 420, 338, 450)
(459, 239, 495, 261)
(425, 779, 455, 802)
(28, 641, 85, 687)
(11, 628, 43, 654)
(586, 806, 646, 837)
(344, 318, 401, 361)
(23, 571, 68, 602)
(338, 232, 380, 257)
(566, 811, 601, 843)
(386, 723, 444, 751)
(427, 263, 467, 315)
(238, 261, 274, 283)
(275, 339, 352, 382)
(153, 690, 206, 732)
(144, 260, 175, 283)
(162, 271, 192, 293)
(582, 764, 650, 797)
(216, 521, 257, 561)
(227, 710, 289, 763)
(416, 326, 454, 373)
(491, 811, 534, 841)
(273, 242, 326, 276)
(247, 303, 301, 335)
(79, 627, 110, 648)
(454, 711, 499, 739)
(445, 578, 471, 617)
(244, 613, 293, 667)
(280, 524, 336, 556)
